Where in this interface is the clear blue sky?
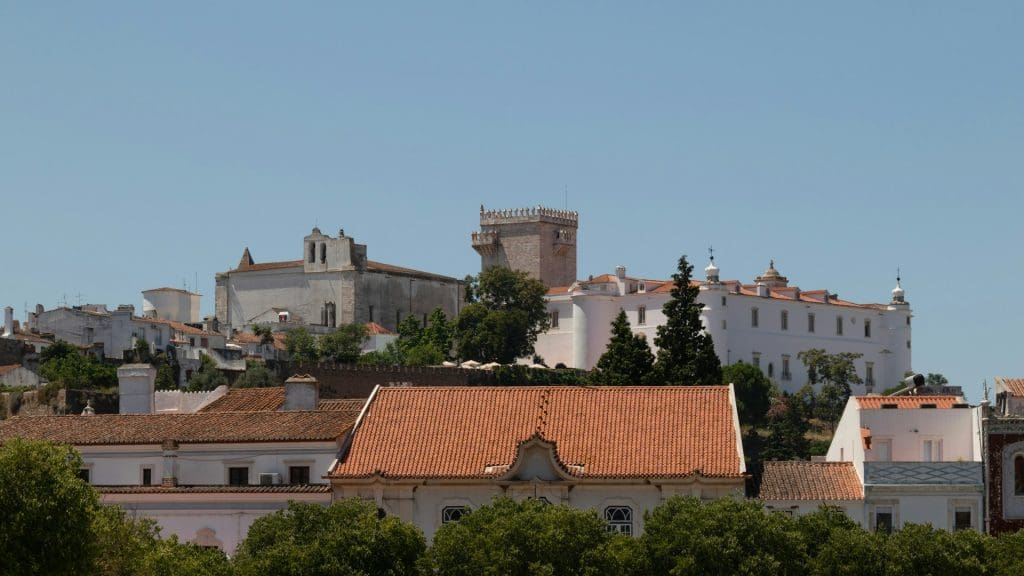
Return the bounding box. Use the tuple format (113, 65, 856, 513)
(2, 3, 1021, 400)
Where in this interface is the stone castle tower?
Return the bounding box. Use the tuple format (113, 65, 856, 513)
(471, 205, 578, 288)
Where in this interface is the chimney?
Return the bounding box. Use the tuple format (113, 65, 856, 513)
(161, 439, 179, 487)
(3, 306, 13, 337)
(283, 374, 319, 411)
(118, 364, 156, 414)
(615, 265, 626, 279)
(755, 283, 770, 298)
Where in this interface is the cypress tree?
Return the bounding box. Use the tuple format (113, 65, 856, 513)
(651, 255, 723, 385)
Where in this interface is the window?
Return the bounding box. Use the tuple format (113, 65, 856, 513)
(721, 319, 727, 330)
(200, 337, 209, 348)
(442, 506, 469, 524)
(77, 469, 91, 483)
(907, 339, 911, 349)
(308, 242, 315, 263)
(550, 310, 559, 329)
(808, 313, 815, 333)
(228, 467, 249, 486)
(604, 506, 633, 535)
(289, 466, 311, 484)
(142, 467, 153, 486)
(836, 316, 843, 336)
(368, 305, 374, 323)
(751, 307, 759, 328)
(954, 507, 972, 531)
(922, 439, 943, 462)
(319, 243, 326, 263)
(278, 312, 288, 323)
(907, 316, 911, 326)
(1016, 455, 1024, 495)
(780, 310, 788, 331)
(865, 319, 872, 338)
(875, 506, 894, 534)
(782, 355, 791, 381)
(422, 313, 428, 327)
(189, 337, 196, 347)
(866, 362, 875, 388)
(721, 296, 727, 306)
(752, 352, 761, 369)
(396, 310, 401, 326)
(638, 306, 646, 326)
(768, 362, 774, 379)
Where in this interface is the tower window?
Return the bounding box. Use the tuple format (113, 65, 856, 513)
(721, 296, 727, 306)
(308, 242, 315, 263)
(780, 310, 788, 331)
(782, 355, 791, 381)
(866, 362, 875, 388)
(369, 305, 374, 323)
(320, 243, 326, 264)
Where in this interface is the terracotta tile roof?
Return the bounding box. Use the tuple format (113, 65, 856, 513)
(855, 395, 965, 410)
(198, 387, 366, 414)
(330, 386, 744, 480)
(12, 331, 52, 344)
(134, 317, 219, 337)
(996, 377, 1024, 397)
(230, 331, 288, 350)
(0, 364, 22, 376)
(760, 461, 863, 501)
(0, 411, 356, 445)
(233, 259, 304, 272)
(364, 322, 395, 336)
(97, 484, 332, 494)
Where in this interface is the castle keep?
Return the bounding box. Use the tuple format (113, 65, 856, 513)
(471, 205, 578, 288)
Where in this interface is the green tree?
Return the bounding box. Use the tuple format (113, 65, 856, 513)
(988, 529, 1024, 576)
(761, 393, 811, 461)
(186, 354, 228, 392)
(651, 255, 722, 386)
(926, 373, 949, 387)
(807, 522, 886, 576)
(455, 267, 550, 363)
(318, 323, 368, 364)
(884, 523, 987, 576)
(722, 362, 774, 428)
(797, 349, 863, 429)
(139, 538, 233, 576)
(39, 347, 118, 391)
(252, 323, 275, 346)
(133, 339, 153, 363)
(40, 339, 78, 364)
(0, 439, 100, 576)
(284, 327, 319, 364)
(358, 341, 404, 366)
(589, 309, 655, 386)
(424, 497, 644, 576)
(234, 499, 424, 576)
(421, 307, 454, 358)
(642, 496, 807, 576)
(234, 360, 278, 388)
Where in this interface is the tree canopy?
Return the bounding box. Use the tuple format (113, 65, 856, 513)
(186, 353, 228, 392)
(38, 340, 118, 391)
(455, 267, 550, 363)
(797, 349, 863, 429)
(589, 309, 655, 386)
(650, 255, 722, 386)
(318, 323, 368, 364)
(723, 361, 775, 428)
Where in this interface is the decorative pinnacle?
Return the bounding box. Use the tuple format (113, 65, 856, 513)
(708, 245, 714, 263)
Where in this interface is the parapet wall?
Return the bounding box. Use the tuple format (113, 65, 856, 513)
(479, 206, 578, 227)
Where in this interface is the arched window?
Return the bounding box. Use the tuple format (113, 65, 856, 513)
(320, 243, 327, 264)
(308, 242, 316, 263)
(442, 506, 469, 524)
(1015, 455, 1024, 495)
(604, 506, 633, 535)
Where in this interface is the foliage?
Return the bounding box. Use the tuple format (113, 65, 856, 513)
(39, 342, 118, 391)
(284, 327, 319, 364)
(234, 499, 424, 576)
(884, 523, 987, 576)
(642, 496, 806, 576)
(926, 372, 949, 387)
(393, 309, 450, 366)
(806, 521, 886, 576)
(186, 354, 228, 392)
(797, 349, 863, 429)
(650, 255, 722, 386)
(761, 392, 811, 461)
(319, 323, 368, 364)
(722, 362, 774, 428)
(358, 341, 404, 366)
(491, 365, 587, 386)
(0, 439, 100, 576)
(424, 497, 643, 576)
(252, 323, 275, 346)
(588, 309, 655, 386)
(455, 267, 550, 363)
(134, 338, 153, 363)
(234, 360, 278, 388)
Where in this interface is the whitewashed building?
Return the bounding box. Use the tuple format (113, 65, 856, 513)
(329, 385, 747, 541)
(763, 393, 983, 532)
(535, 259, 913, 394)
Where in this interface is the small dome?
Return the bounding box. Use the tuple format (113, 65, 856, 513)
(704, 259, 720, 283)
(892, 282, 905, 302)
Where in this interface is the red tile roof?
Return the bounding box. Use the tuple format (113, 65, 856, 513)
(365, 322, 396, 336)
(996, 378, 1024, 397)
(230, 331, 288, 350)
(12, 331, 52, 344)
(855, 395, 965, 410)
(198, 387, 365, 414)
(330, 386, 744, 480)
(0, 411, 356, 445)
(0, 364, 22, 377)
(760, 461, 863, 501)
(134, 317, 219, 337)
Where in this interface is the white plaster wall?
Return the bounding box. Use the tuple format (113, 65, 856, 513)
(143, 291, 196, 324)
(860, 408, 977, 462)
(0, 366, 41, 387)
(827, 398, 866, 479)
(865, 490, 982, 531)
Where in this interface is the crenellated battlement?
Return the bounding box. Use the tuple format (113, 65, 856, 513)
(479, 205, 578, 226)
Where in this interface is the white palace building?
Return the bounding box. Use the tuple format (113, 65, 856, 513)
(534, 259, 912, 394)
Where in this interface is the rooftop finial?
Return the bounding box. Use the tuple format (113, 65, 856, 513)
(708, 245, 715, 264)
(896, 266, 902, 286)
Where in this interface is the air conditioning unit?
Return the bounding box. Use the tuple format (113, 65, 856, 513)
(259, 473, 282, 485)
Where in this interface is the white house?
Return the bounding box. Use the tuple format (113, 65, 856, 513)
(0, 372, 361, 554)
(763, 393, 983, 532)
(535, 259, 912, 394)
(329, 385, 747, 541)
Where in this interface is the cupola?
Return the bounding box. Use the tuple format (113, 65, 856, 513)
(755, 259, 789, 288)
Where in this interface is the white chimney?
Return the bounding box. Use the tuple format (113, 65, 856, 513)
(615, 265, 626, 279)
(118, 364, 156, 414)
(756, 283, 770, 298)
(283, 374, 319, 411)
(3, 306, 13, 338)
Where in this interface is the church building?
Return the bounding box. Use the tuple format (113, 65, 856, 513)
(215, 228, 462, 334)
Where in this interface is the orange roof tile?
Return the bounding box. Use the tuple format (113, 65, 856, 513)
(98, 484, 332, 494)
(12, 331, 51, 344)
(996, 378, 1024, 397)
(0, 411, 356, 445)
(364, 322, 395, 336)
(330, 386, 744, 480)
(855, 395, 965, 410)
(198, 387, 366, 414)
(760, 461, 863, 501)
(134, 317, 219, 337)
(0, 364, 22, 377)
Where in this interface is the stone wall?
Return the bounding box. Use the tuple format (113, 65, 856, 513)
(0, 339, 28, 365)
(988, 430, 1024, 535)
